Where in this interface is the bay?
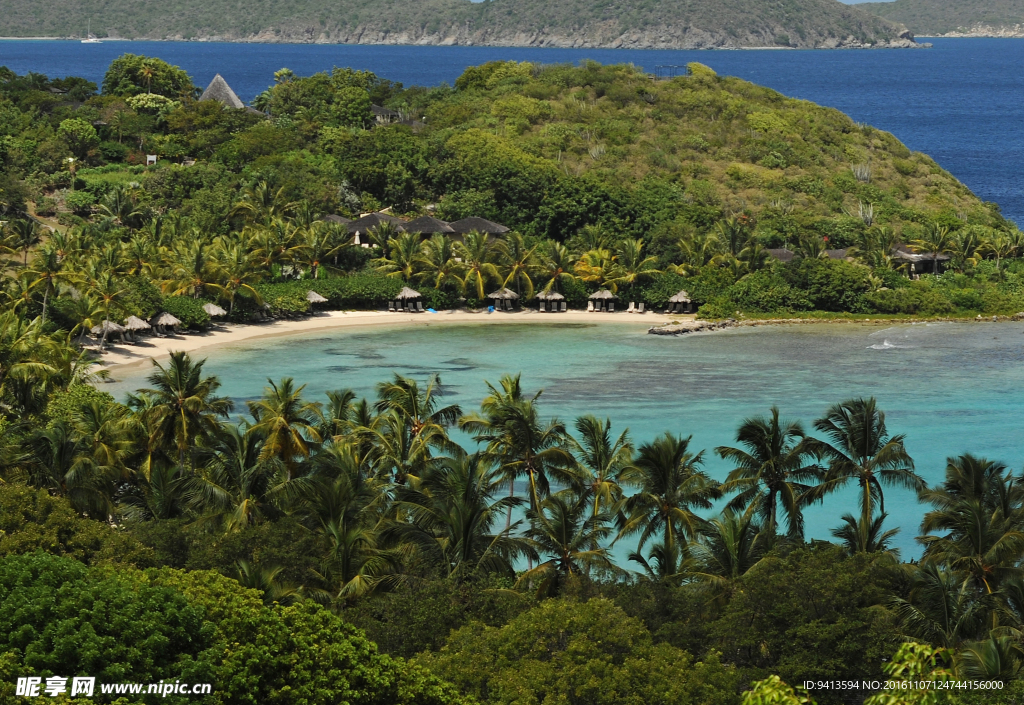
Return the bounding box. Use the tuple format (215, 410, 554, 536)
(105, 320, 1024, 558)
(1, 38, 1023, 223)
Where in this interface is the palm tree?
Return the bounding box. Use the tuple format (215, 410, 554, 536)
(415, 234, 465, 292)
(496, 232, 538, 298)
(16, 421, 112, 516)
(982, 232, 1016, 276)
(890, 562, 990, 649)
(95, 185, 147, 230)
(456, 231, 500, 300)
(391, 453, 533, 581)
(716, 407, 820, 541)
(804, 397, 921, 546)
(830, 512, 901, 556)
(210, 238, 264, 313)
(247, 377, 323, 478)
(850, 225, 899, 270)
(618, 432, 720, 572)
(519, 491, 618, 597)
(135, 351, 234, 467)
(373, 232, 423, 281)
(687, 507, 766, 597)
(234, 560, 301, 605)
(297, 222, 350, 279)
(918, 454, 1024, 594)
(25, 244, 67, 325)
(911, 224, 955, 276)
(162, 235, 217, 299)
(607, 238, 660, 296)
(573, 248, 617, 291)
(535, 241, 577, 295)
(87, 272, 127, 348)
(374, 373, 462, 442)
(570, 415, 632, 518)
(670, 229, 721, 275)
(231, 181, 297, 225)
(8, 219, 42, 266)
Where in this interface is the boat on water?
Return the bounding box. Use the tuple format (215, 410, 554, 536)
(81, 20, 102, 43)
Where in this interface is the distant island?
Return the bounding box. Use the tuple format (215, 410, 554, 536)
(0, 0, 923, 48)
(857, 0, 1024, 37)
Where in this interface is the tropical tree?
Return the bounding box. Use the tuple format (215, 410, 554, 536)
(687, 507, 765, 596)
(415, 234, 465, 292)
(570, 415, 633, 518)
(889, 562, 990, 649)
(607, 238, 660, 295)
(495, 232, 538, 299)
(535, 241, 577, 295)
(8, 219, 43, 266)
(456, 231, 500, 300)
(373, 231, 423, 281)
(210, 238, 264, 313)
(911, 224, 955, 275)
(830, 512, 901, 556)
(230, 181, 297, 224)
(247, 377, 323, 478)
(716, 407, 820, 541)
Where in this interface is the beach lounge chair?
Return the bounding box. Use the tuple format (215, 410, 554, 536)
(626, 302, 635, 313)
(388, 302, 396, 312)
(608, 303, 615, 312)
(539, 301, 545, 312)
(560, 301, 567, 312)
(587, 301, 594, 312)
(638, 303, 645, 313)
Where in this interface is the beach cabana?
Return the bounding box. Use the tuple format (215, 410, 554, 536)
(392, 286, 423, 312)
(487, 288, 519, 311)
(151, 312, 181, 336)
(536, 290, 566, 313)
(91, 320, 125, 345)
(666, 290, 694, 314)
(123, 315, 151, 343)
(447, 217, 509, 243)
(404, 216, 454, 237)
(588, 289, 618, 313)
(306, 290, 328, 305)
(347, 213, 406, 247)
(203, 303, 227, 317)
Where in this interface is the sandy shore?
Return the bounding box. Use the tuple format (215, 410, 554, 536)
(97, 308, 693, 372)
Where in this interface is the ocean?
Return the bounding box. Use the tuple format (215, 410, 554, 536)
(1, 37, 1023, 224)
(104, 320, 1024, 558)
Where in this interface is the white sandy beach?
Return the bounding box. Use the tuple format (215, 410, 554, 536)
(97, 308, 697, 372)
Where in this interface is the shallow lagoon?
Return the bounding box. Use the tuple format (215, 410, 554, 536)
(107, 320, 1024, 557)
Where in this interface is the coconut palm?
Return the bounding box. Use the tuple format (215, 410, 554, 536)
(373, 231, 423, 281)
(959, 636, 1023, 680)
(618, 432, 720, 572)
(570, 415, 633, 518)
(687, 507, 766, 597)
(16, 421, 114, 516)
(830, 512, 901, 556)
(7, 219, 43, 266)
(890, 562, 990, 649)
(716, 406, 820, 541)
(574, 247, 617, 290)
(495, 232, 538, 299)
(162, 236, 216, 299)
(456, 231, 500, 300)
(135, 351, 234, 467)
(374, 373, 462, 442)
(25, 244, 68, 325)
(247, 377, 323, 478)
(95, 185, 148, 230)
(535, 241, 577, 295)
(850, 225, 899, 270)
(918, 454, 1024, 594)
(210, 238, 264, 313)
(911, 223, 955, 275)
(231, 181, 297, 225)
(804, 397, 921, 546)
(234, 560, 301, 605)
(119, 464, 189, 521)
(297, 222, 350, 279)
(519, 490, 617, 597)
(86, 272, 126, 348)
(982, 232, 1017, 276)
(670, 229, 722, 275)
(415, 234, 465, 292)
(607, 238, 660, 295)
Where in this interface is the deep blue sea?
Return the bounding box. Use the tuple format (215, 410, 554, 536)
(1, 38, 1023, 223)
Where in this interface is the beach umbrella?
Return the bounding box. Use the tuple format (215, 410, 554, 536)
(589, 289, 618, 300)
(396, 287, 422, 299)
(151, 312, 182, 327)
(668, 290, 691, 303)
(404, 215, 454, 235)
(123, 316, 151, 331)
(448, 217, 510, 235)
(487, 288, 520, 300)
(90, 320, 125, 335)
(306, 290, 328, 304)
(536, 290, 565, 301)
(203, 302, 228, 316)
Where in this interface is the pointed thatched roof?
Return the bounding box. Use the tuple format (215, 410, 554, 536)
(91, 320, 124, 335)
(589, 289, 617, 300)
(306, 290, 328, 304)
(536, 290, 565, 300)
(487, 288, 519, 300)
(151, 312, 181, 327)
(396, 287, 422, 299)
(200, 74, 244, 109)
(203, 303, 227, 316)
(404, 216, 454, 235)
(448, 217, 510, 235)
(123, 315, 151, 331)
(347, 212, 406, 234)
(668, 290, 692, 303)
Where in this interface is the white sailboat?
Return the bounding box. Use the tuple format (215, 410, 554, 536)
(81, 20, 102, 43)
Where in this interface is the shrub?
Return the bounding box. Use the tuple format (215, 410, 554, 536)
(728, 269, 811, 313)
(45, 384, 116, 426)
(635, 272, 688, 309)
(160, 296, 211, 329)
(63, 189, 96, 214)
(864, 283, 954, 315)
(120, 275, 164, 319)
(783, 258, 871, 312)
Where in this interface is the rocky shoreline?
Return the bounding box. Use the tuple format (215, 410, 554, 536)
(649, 312, 1024, 335)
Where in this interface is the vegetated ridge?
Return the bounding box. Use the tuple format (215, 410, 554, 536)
(1, 0, 922, 49)
(857, 0, 1024, 37)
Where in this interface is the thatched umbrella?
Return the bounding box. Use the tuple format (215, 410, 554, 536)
(203, 302, 228, 317)
(487, 288, 519, 311)
(396, 287, 421, 299)
(91, 320, 125, 335)
(667, 290, 692, 313)
(536, 289, 565, 312)
(588, 289, 617, 312)
(306, 290, 328, 304)
(151, 312, 181, 336)
(404, 216, 454, 235)
(123, 316, 151, 331)
(392, 286, 422, 311)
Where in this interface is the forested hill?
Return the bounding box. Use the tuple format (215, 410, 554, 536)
(857, 0, 1024, 37)
(3, 0, 919, 48)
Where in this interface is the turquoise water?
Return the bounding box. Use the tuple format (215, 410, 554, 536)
(106, 321, 1024, 557)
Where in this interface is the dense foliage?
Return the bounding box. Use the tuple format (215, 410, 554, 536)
(861, 0, 1024, 36)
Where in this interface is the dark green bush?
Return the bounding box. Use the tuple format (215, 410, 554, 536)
(783, 258, 871, 312)
(863, 283, 954, 315)
(120, 275, 164, 319)
(727, 268, 810, 313)
(160, 296, 211, 329)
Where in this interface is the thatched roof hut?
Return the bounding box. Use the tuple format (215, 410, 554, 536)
(203, 303, 227, 316)
(123, 316, 151, 331)
(589, 289, 618, 300)
(448, 217, 510, 235)
(668, 290, 691, 303)
(536, 290, 565, 301)
(325, 214, 352, 225)
(404, 216, 454, 235)
(487, 288, 519, 300)
(347, 212, 406, 234)
(200, 74, 244, 109)
(767, 248, 795, 263)
(91, 320, 124, 335)
(151, 312, 181, 327)
(306, 291, 328, 304)
(396, 287, 422, 300)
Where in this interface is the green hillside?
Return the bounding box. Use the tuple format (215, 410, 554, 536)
(2, 0, 918, 48)
(858, 0, 1024, 35)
